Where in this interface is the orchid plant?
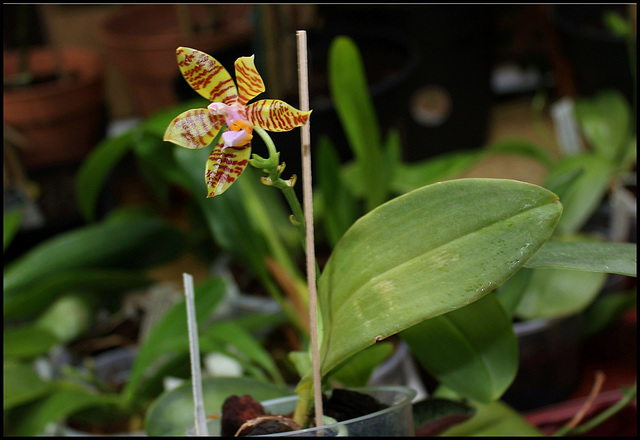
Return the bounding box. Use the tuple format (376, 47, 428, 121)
(154, 41, 638, 435)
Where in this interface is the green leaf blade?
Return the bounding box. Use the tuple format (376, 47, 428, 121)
(316, 179, 562, 380)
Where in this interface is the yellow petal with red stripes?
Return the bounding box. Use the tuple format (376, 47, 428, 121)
(176, 47, 238, 105)
(163, 108, 224, 150)
(205, 141, 252, 197)
(246, 99, 312, 132)
(235, 55, 266, 106)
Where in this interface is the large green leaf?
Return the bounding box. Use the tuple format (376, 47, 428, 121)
(525, 241, 637, 277)
(401, 293, 518, 403)
(313, 179, 562, 382)
(4, 325, 60, 359)
(144, 377, 293, 436)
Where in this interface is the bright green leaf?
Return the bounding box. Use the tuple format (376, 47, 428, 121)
(3, 325, 59, 359)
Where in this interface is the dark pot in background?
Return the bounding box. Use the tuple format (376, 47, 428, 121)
(502, 314, 584, 412)
(318, 5, 496, 162)
(551, 5, 635, 104)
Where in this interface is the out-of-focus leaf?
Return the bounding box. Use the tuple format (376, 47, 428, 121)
(9, 382, 123, 436)
(574, 90, 631, 165)
(525, 241, 637, 276)
(438, 399, 542, 436)
(4, 361, 51, 409)
(316, 136, 360, 247)
(544, 153, 616, 235)
(3, 325, 59, 359)
(488, 138, 555, 167)
(514, 268, 608, 320)
(123, 277, 226, 403)
(34, 292, 95, 344)
(582, 290, 637, 338)
(4, 269, 152, 320)
(402, 294, 518, 403)
(4, 209, 22, 252)
(413, 398, 476, 436)
(329, 36, 387, 211)
(75, 130, 136, 222)
(3, 209, 185, 294)
(144, 377, 293, 436)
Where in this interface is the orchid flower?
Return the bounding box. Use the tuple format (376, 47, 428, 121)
(164, 47, 311, 197)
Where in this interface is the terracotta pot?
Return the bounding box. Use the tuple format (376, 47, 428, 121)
(3, 46, 106, 170)
(99, 4, 253, 117)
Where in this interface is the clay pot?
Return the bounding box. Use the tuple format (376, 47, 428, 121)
(3, 46, 106, 170)
(99, 4, 253, 117)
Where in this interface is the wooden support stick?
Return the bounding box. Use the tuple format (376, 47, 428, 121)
(296, 29, 324, 429)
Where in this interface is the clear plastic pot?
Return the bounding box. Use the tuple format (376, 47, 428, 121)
(188, 385, 416, 436)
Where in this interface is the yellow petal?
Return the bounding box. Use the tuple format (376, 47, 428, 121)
(164, 108, 224, 150)
(246, 100, 312, 132)
(177, 47, 238, 105)
(205, 141, 251, 197)
(234, 55, 265, 106)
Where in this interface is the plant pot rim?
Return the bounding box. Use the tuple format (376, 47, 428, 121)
(256, 385, 416, 437)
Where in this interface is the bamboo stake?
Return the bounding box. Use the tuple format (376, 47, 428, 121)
(296, 29, 324, 429)
(184, 273, 208, 436)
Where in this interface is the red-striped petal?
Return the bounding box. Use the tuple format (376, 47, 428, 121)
(177, 47, 238, 105)
(163, 108, 224, 150)
(246, 99, 312, 132)
(205, 141, 251, 197)
(235, 56, 266, 106)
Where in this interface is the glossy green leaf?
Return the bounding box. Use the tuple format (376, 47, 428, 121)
(329, 36, 388, 211)
(3, 361, 51, 409)
(75, 130, 135, 222)
(144, 377, 293, 436)
(401, 293, 517, 403)
(3, 209, 22, 252)
(312, 179, 562, 383)
(544, 153, 616, 235)
(525, 241, 637, 276)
